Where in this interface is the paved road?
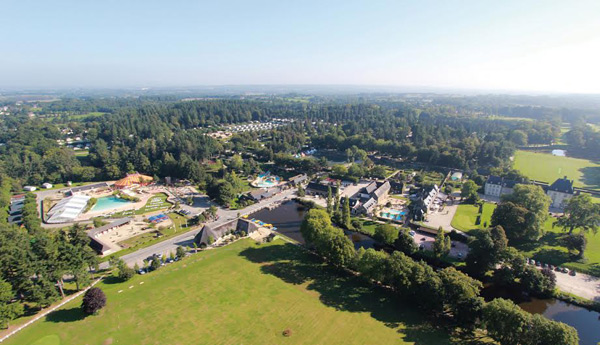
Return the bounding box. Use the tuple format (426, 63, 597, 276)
(108, 187, 297, 267)
(541, 267, 600, 302)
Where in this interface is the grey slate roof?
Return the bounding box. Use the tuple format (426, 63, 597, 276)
(289, 174, 308, 184)
(68, 182, 109, 194)
(373, 181, 390, 199)
(363, 181, 378, 194)
(548, 177, 574, 194)
(307, 182, 338, 194)
(88, 217, 133, 237)
(486, 175, 517, 188)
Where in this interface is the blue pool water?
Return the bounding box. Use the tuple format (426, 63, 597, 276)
(380, 209, 406, 221)
(91, 196, 133, 212)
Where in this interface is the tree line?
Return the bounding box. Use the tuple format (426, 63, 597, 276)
(300, 208, 578, 344)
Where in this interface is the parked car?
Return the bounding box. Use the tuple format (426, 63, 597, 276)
(409, 231, 416, 237)
(570, 270, 577, 276)
(535, 261, 542, 267)
(530, 259, 536, 266)
(562, 267, 569, 274)
(555, 266, 562, 272)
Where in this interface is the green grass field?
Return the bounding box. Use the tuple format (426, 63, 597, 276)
(513, 150, 600, 190)
(515, 218, 600, 277)
(5, 240, 452, 345)
(451, 202, 496, 233)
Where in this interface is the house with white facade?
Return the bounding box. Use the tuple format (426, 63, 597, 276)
(484, 176, 518, 197)
(546, 177, 574, 209)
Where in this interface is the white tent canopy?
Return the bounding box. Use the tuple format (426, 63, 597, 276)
(46, 195, 91, 223)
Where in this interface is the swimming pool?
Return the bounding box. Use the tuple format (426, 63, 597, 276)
(91, 196, 133, 212)
(379, 209, 406, 221)
(252, 171, 281, 188)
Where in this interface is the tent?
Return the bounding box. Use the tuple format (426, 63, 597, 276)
(114, 173, 153, 189)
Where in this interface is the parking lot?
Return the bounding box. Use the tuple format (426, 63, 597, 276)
(411, 230, 469, 259)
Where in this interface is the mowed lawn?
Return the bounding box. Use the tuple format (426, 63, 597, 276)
(5, 240, 451, 345)
(515, 217, 600, 277)
(513, 150, 600, 190)
(451, 202, 496, 233)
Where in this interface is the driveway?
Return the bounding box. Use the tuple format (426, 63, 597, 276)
(421, 202, 459, 232)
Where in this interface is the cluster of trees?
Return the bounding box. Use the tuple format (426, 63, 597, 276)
(565, 121, 600, 159)
(460, 180, 479, 203)
(467, 226, 556, 297)
(0, 175, 13, 224)
(206, 171, 246, 206)
(331, 162, 389, 182)
(0, 222, 98, 327)
(300, 209, 577, 343)
(491, 185, 551, 242)
(491, 185, 599, 260)
(554, 194, 600, 259)
(1, 97, 561, 187)
(483, 298, 579, 345)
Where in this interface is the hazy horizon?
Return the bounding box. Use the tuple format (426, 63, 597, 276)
(2, 0, 600, 93)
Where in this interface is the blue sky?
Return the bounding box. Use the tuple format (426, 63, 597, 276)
(2, 0, 600, 92)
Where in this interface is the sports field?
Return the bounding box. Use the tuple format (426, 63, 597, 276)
(513, 150, 600, 190)
(5, 239, 451, 345)
(451, 202, 496, 233)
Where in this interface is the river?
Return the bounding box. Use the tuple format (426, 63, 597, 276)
(252, 200, 600, 344)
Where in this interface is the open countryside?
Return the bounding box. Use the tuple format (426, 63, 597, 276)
(3, 240, 450, 345)
(513, 150, 600, 190)
(4, 2, 600, 344)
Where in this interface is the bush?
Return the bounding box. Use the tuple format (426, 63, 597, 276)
(81, 287, 106, 315)
(282, 329, 292, 337)
(118, 265, 135, 281)
(150, 258, 161, 271)
(351, 219, 362, 230)
(176, 246, 186, 258)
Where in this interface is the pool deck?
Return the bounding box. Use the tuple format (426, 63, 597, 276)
(77, 188, 173, 220)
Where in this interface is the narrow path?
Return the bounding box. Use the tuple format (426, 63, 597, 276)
(0, 278, 103, 343)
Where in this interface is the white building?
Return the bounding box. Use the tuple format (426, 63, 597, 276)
(484, 176, 517, 197)
(546, 177, 574, 209)
(42, 182, 53, 189)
